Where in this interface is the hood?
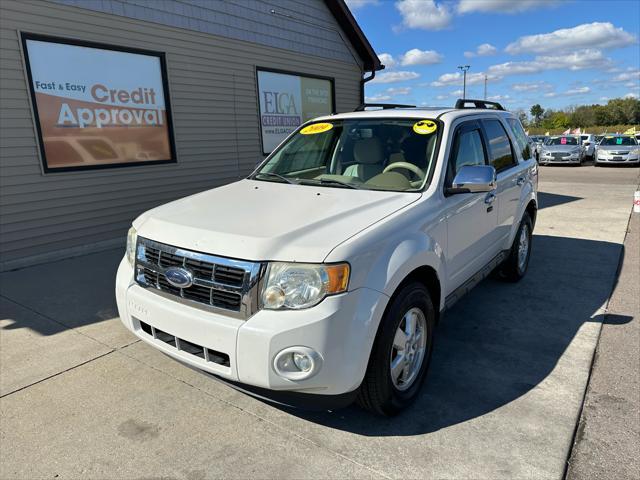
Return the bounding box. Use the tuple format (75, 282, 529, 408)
(134, 179, 420, 263)
(543, 144, 581, 152)
(598, 144, 636, 151)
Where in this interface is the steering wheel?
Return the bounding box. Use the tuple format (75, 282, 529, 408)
(383, 162, 426, 181)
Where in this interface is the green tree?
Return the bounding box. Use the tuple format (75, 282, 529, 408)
(530, 104, 544, 126)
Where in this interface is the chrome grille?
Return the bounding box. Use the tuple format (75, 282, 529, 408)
(135, 237, 263, 319)
(552, 153, 566, 161)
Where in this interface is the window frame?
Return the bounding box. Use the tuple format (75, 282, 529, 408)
(480, 117, 518, 173)
(444, 119, 489, 191)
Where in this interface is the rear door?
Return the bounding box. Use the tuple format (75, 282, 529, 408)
(481, 117, 529, 249)
(443, 120, 499, 290)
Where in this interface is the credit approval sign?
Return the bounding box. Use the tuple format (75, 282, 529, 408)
(257, 69, 334, 154)
(22, 34, 175, 172)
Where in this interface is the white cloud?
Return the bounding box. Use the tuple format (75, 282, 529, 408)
(458, 0, 561, 14)
(400, 48, 443, 66)
(566, 86, 590, 95)
(544, 86, 590, 98)
(430, 71, 501, 87)
(505, 22, 637, 55)
(488, 49, 612, 77)
(464, 43, 497, 58)
(370, 71, 420, 84)
(624, 92, 639, 99)
(378, 53, 397, 69)
(613, 70, 640, 82)
(487, 94, 510, 101)
(435, 94, 448, 100)
(365, 94, 392, 102)
(511, 82, 552, 92)
(449, 89, 464, 97)
(395, 0, 452, 30)
(385, 87, 412, 95)
(344, 0, 379, 10)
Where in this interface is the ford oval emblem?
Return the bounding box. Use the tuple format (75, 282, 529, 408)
(164, 267, 194, 289)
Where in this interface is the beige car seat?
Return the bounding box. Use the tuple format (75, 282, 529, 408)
(343, 138, 385, 181)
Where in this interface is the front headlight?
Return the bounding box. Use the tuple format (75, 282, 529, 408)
(126, 226, 138, 266)
(632, 148, 640, 156)
(261, 262, 350, 310)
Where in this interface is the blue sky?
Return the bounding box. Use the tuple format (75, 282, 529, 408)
(346, 0, 640, 115)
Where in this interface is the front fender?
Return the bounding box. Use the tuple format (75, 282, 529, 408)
(328, 226, 446, 313)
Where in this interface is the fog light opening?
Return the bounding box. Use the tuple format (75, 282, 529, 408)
(273, 347, 323, 381)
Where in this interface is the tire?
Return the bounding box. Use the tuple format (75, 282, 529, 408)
(498, 212, 533, 282)
(357, 282, 435, 416)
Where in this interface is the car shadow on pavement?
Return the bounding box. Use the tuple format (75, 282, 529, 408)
(537, 191, 582, 209)
(283, 234, 631, 436)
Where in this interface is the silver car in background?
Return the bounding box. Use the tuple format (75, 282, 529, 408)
(539, 135, 585, 166)
(595, 135, 640, 166)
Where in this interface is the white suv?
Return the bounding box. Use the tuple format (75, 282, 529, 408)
(116, 100, 538, 415)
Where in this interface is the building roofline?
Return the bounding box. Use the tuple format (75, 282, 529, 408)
(324, 0, 383, 72)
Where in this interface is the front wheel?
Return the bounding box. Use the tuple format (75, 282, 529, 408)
(498, 212, 533, 282)
(357, 282, 435, 416)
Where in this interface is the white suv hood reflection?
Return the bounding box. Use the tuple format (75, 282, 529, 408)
(134, 179, 421, 263)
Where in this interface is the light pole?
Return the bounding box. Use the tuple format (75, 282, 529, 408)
(457, 65, 470, 99)
(484, 74, 488, 100)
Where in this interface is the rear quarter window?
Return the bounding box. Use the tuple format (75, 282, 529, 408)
(506, 118, 531, 161)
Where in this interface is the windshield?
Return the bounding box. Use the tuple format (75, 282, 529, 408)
(600, 136, 637, 146)
(546, 136, 578, 146)
(253, 118, 440, 192)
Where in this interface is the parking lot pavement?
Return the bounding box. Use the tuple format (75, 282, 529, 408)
(1, 167, 638, 479)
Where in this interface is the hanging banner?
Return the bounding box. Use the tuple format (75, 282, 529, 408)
(22, 33, 176, 172)
(257, 68, 334, 154)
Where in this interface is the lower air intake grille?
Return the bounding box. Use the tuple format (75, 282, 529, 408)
(139, 320, 230, 367)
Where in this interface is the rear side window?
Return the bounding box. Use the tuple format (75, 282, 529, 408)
(506, 118, 531, 161)
(483, 119, 516, 171)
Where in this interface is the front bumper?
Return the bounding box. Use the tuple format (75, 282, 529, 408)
(539, 156, 582, 165)
(116, 257, 387, 398)
(595, 155, 640, 164)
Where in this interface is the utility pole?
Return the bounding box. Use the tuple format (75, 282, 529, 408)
(458, 65, 470, 99)
(484, 74, 488, 100)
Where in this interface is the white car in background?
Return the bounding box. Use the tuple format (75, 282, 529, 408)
(116, 99, 538, 415)
(580, 134, 596, 159)
(595, 135, 640, 166)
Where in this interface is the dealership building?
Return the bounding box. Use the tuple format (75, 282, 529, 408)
(0, 0, 382, 271)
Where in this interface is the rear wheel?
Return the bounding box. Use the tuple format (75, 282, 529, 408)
(498, 212, 533, 282)
(357, 282, 435, 416)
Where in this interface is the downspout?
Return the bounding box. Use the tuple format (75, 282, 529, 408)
(360, 70, 376, 105)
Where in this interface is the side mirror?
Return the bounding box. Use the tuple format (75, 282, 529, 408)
(447, 165, 497, 195)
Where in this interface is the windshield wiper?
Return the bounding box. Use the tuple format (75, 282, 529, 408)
(254, 172, 298, 185)
(300, 178, 362, 189)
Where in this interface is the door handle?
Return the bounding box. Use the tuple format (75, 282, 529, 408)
(516, 176, 525, 186)
(484, 192, 496, 205)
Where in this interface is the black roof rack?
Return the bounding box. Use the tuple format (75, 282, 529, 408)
(454, 98, 505, 111)
(355, 103, 416, 111)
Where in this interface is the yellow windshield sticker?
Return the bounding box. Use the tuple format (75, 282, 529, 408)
(300, 122, 333, 135)
(413, 120, 437, 135)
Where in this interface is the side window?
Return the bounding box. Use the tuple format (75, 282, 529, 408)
(506, 118, 531, 161)
(483, 119, 516, 171)
(448, 126, 486, 183)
